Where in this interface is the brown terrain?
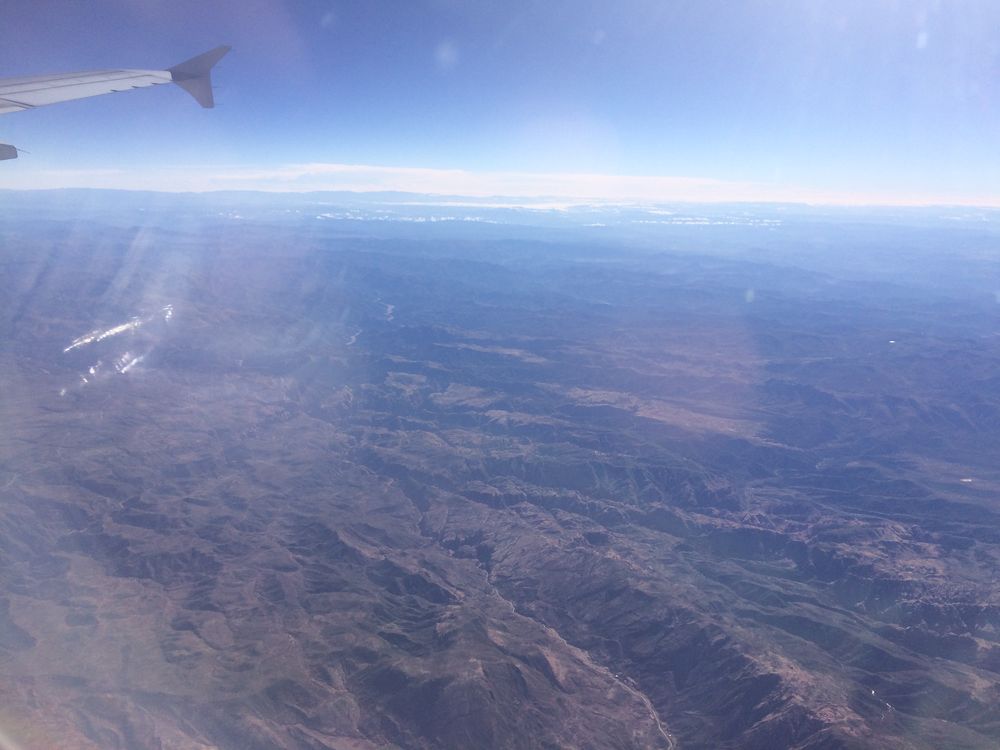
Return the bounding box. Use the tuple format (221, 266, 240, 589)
(1, 199, 999, 749)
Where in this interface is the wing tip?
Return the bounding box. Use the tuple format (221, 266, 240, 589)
(169, 45, 231, 108)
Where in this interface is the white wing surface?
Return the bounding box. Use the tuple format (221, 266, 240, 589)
(0, 46, 229, 159)
(0, 69, 173, 115)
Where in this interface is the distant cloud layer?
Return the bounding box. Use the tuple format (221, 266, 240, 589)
(2, 162, 996, 207)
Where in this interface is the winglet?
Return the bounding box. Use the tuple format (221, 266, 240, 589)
(168, 45, 231, 108)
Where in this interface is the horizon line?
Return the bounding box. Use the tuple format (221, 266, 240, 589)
(1, 161, 998, 210)
(4, 186, 1000, 213)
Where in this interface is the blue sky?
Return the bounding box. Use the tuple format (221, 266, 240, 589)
(1, 0, 998, 204)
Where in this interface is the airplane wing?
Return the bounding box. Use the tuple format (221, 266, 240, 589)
(0, 45, 230, 160)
